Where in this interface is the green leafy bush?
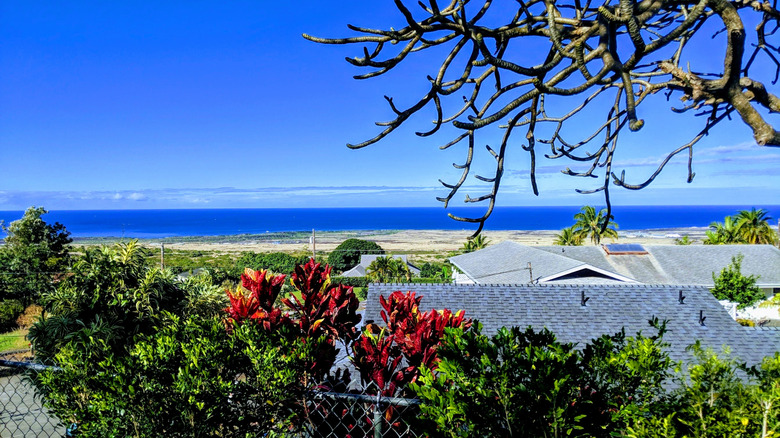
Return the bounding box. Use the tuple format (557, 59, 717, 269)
(36, 313, 314, 437)
(331, 276, 370, 288)
(34, 258, 363, 436)
(0, 299, 24, 332)
(235, 251, 309, 277)
(28, 240, 224, 361)
(409, 277, 451, 284)
(327, 238, 384, 273)
(419, 261, 452, 281)
(626, 346, 780, 437)
(711, 254, 764, 309)
(412, 319, 674, 437)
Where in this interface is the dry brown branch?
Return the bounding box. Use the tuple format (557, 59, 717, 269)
(305, 0, 780, 235)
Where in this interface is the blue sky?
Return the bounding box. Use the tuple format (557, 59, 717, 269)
(1, 1, 778, 211)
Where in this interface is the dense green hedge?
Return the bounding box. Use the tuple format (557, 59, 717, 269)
(331, 276, 450, 288)
(331, 276, 370, 288)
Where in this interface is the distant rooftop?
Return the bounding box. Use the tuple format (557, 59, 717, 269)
(450, 241, 780, 288)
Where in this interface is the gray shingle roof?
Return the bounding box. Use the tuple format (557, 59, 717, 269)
(450, 241, 632, 284)
(451, 242, 780, 287)
(365, 283, 780, 367)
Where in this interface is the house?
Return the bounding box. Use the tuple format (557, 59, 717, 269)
(364, 283, 780, 368)
(449, 242, 780, 297)
(340, 254, 421, 278)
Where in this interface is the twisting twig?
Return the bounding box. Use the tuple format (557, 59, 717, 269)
(306, 0, 780, 234)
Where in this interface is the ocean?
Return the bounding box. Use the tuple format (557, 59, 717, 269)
(0, 206, 778, 238)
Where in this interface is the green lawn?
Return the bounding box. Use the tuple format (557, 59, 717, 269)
(0, 329, 29, 353)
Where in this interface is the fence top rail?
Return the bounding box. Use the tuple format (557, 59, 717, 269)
(311, 390, 420, 407)
(0, 348, 32, 357)
(0, 359, 62, 372)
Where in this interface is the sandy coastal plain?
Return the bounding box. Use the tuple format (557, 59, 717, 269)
(161, 227, 710, 256)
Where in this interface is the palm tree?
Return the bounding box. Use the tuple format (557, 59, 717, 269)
(367, 256, 411, 282)
(703, 216, 741, 244)
(462, 234, 491, 253)
(366, 256, 394, 282)
(554, 226, 584, 246)
(734, 208, 779, 245)
(572, 206, 619, 245)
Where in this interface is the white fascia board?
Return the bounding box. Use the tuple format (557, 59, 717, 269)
(538, 264, 639, 284)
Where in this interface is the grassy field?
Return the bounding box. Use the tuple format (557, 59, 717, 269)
(0, 329, 29, 353)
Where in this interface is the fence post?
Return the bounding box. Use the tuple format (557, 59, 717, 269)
(374, 392, 382, 438)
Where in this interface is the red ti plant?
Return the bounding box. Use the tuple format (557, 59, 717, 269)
(225, 267, 288, 331)
(351, 328, 405, 397)
(283, 259, 361, 343)
(224, 261, 362, 382)
(353, 291, 471, 396)
(393, 307, 470, 383)
(282, 259, 362, 381)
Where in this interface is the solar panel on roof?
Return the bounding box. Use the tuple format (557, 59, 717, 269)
(603, 243, 647, 254)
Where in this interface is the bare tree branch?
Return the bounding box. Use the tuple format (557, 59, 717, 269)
(306, 0, 780, 235)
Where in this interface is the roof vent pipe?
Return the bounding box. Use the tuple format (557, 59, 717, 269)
(679, 290, 686, 304)
(581, 291, 590, 307)
(699, 310, 706, 326)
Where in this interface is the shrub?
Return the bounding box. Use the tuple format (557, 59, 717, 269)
(235, 251, 309, 277)
(36, 314, 313, 437)
(15, 304, 42, 329)
(627, 345, 780, 437)
(0, 299, 24, 332)
(412, 319, 674, 437)
(327, 238, 384, 273)
(711, 254, 765, 309)
(352, 286, 367, 301)
(28, 240, 227, 362)
(331, 276, 370, 288)
(35, 258, 364, 436)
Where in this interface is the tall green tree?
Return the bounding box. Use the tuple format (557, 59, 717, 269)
(326, 238, 384, 273)
(711, 254, 764, 309)
(0, 206, 72, 304)
(735, 208, 779, 245)
(572, 206, 619, 245)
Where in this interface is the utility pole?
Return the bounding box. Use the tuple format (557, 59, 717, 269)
(311, 229, 316, 260)
(160, 243, 165, 270)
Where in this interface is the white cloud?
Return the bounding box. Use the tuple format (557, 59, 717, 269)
(127, 192, 147, 201)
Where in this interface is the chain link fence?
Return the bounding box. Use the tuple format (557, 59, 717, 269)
(301, 385, 422, 438)
(0, 351, 65, 438)
(0, 353, 422, 438)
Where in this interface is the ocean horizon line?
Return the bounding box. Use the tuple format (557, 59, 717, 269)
(1, 205, 778, 239)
